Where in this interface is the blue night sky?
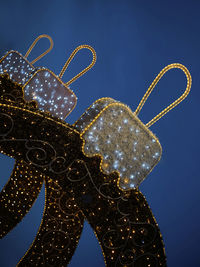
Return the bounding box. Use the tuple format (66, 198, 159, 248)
(0, 1, 200, 266)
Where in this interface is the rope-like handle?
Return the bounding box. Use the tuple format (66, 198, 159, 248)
(134, 63, 192, 128)
(24, 34, 54, 65)
(58, 45, 97, 86)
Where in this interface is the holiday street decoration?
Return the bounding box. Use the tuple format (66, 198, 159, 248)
(0, 59, 191, 266)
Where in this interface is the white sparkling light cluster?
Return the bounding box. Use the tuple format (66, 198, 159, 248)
(80, 100, 162, 190)
(23, 69, 76, 119)
(0, 51, 76, 121)
(0, 51, 34, 85)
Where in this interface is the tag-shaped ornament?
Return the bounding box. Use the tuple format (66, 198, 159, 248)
(23, 45, 96, 119)
(75, 63, 191, 191)
(0, 34, 53, 86)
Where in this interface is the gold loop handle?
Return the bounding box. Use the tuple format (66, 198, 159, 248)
(24, 34, 54, 65)
(58, 45, 97, 86)
(134, 63, 192, 128)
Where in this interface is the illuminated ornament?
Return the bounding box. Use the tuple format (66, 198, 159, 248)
(0, 34, 53, 86)
(23, 45, 96, 119)
(75, 64, 191, 191)
(0, 63, 191, 266)
(75, 97, 161, 190)
(77, 99, 162, 190)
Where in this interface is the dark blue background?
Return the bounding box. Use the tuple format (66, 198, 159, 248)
(0, 0, 199, 266)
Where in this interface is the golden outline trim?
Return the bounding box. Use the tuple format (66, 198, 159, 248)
(25, 34, 54, 65)
(0, 102, 81, 138)
(59, 44, 97, 86)
(135, 63, 192, 128)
